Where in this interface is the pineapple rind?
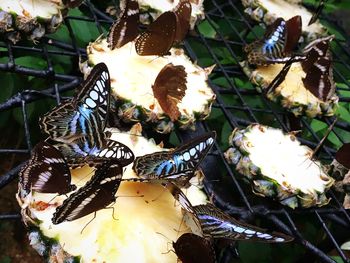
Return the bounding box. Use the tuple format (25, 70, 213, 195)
(224, 124, 334, 209)
(240, 60, 338, 118)
(241, 0, 326, 42)
(0, 0, 79, 43)
(86, 39, 215, 134)
(18, 126, 208, 262)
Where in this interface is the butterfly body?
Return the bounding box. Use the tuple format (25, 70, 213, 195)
(133, 132, 215, 180)
(52, 160, 122, 224)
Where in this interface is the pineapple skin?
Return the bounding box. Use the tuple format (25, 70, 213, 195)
(329, 160, 350, 209)
(240, 60, 338, 118)
(0, 0, 81, 43)
(241, 0, 327, 42)
(224, 124, 334, 209)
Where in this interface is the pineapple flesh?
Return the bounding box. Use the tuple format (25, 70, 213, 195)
(241, 0, 326, 41)
(224, 124, 334, 209)
(128, 0, 205, 29)
(240, 60, 338, 117)
(85, 39, 215, 133)
(0, 0, 80, 43)
(17, 124, 208, 262)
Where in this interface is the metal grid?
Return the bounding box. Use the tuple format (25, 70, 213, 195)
(0, 0, 349, 262)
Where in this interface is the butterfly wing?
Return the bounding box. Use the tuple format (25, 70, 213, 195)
(173, 0, 192, 43)
(301, 36, 335, 101)
(245, 16, 301, 65)
(152, 63, 187, 121)
(108, 0, 139, 49)
(133, 132, 215, 180)
(335, 143, 350, 169)
(193, 204, 293, 243)
(173, 233, 216, 263)
(52, 161, 122, 224)
(18, 141, 76, 197)
(40, 63, 110, 143)
(55, 138, 135, 168)
(135, 11, 177, 56)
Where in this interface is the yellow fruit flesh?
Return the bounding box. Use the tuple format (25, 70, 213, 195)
(87, 40, 214, 121)
(0, 0, 62, 19)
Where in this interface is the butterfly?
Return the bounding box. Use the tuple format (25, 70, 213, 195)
(152, 63, 187, 121)
(135, 0, 192, 56)
(165, 182, 293, 243)
(133, 132, 216, 181)
(18, 141, 76, 198)
(193, 204, 294, 243)
(108, 0, 139, 49)
(65, 0, 83, 8)
(173, 233, 216, 263)
(244, 16, 302, 65)
(301, 35, 335, 101)
(52, 160, 122, 224)
(40, 63, 134, 167)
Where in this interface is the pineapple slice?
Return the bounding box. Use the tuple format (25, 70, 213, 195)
(127, 0, 204, 29)
(0, 0, 82, 43)
(241, 0, 326, 41)
(85, 39, 215, 133)
(17, 124, 208, 262)
(224, 124, 334, 209)
(240, 60, 338, 117)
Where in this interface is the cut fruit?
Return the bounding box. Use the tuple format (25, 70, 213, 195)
(0, 0, 82, 43)
(240, 60, 338, 117)
(241, 0, 326, 42)
(17, 124, 208, 262)
(125, 0, 204, 29)
(224, 124, 334, 209)
(85, 39, 215, 133)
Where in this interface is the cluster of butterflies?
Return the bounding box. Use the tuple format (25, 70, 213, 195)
(17, 60, 293, 261)
(107, 0, 192, 56)
(244, 14, 335, 102)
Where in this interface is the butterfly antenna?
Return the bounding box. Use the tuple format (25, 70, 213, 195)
(311, 117, 337, 160)
(308, 0, 326, 26)
(80, 212, 97, 234)
(47, 194, 60, 204)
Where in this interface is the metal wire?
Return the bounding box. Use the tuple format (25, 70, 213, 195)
(0, 0, 349, 262)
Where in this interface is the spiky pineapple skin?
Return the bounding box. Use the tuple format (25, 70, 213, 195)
(240, 60, 338, 118)
(224, 124, 334, 209)
(241, 0, 326, 42)
(85, 39, 215, 134)
(0, 1, 81, 43)
(329, 160, 350, 208)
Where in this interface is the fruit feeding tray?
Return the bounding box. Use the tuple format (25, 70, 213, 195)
(0, 0, 349, 262)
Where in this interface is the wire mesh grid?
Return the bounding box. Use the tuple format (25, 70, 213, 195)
(0, 0, 349, 262)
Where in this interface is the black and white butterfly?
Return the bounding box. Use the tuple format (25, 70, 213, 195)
(244, 16, 303, 65)
(165, 182, 293, 243)
(40, 63, 134, 167)
(132, 132, 216, 181)
(335, 143, 350, 170)
(301, 35, 335, 101)
(18, 141, 76, 198)
(52, 160, 123, 224)
(108, 0, 139, 49)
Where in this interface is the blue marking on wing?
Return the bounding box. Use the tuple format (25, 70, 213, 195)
(155, 155, 184, 176)
(69, 112, 80, 134)
(78, 106, 93, 134)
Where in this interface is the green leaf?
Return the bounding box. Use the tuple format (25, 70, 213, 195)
(0, 256, 11, 263)
(336, 105, 350, 122)
(238, 242, 272, 263)
(197, 20, 217, 38)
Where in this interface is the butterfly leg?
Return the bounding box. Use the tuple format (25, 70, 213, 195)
(104, 204, 118, 221)
(80, 212, 97, 234)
